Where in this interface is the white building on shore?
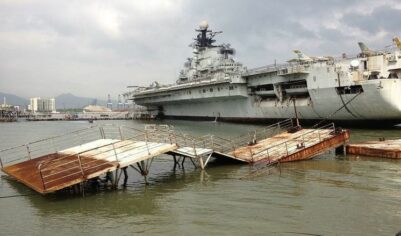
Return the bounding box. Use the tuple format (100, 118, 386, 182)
(29, 97, 56, 113)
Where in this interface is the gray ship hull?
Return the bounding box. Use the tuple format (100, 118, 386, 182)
(161, 115, 401, 127)
(153, 80, 401, 127)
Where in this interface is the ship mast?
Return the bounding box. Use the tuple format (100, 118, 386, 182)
(194, 21, 222, 48)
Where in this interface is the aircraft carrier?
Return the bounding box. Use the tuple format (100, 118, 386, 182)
(127, 21, 401, 126)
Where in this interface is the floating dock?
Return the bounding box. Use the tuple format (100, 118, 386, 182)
(2, 139, 177, 194)
(228, 126, 349, 165)
(0, 119, 350, 195)
(346, 139, 401, 159)
(0, 124, 220, 194)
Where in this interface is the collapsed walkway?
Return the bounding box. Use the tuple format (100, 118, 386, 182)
(1, 126, 180, 194)
(167, 120, 349, 168)
(0, 119, 349, 194)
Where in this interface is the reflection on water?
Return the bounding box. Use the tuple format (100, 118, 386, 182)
(1, 120, 401, 235)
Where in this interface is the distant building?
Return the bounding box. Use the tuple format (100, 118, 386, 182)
(107, 94, 113, 110)
(83, 105, 111, 113)
(1, 96, 10, 108)
(30, 97, 56, 113)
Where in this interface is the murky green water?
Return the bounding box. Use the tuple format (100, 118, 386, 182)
(1, 120, 401, 235)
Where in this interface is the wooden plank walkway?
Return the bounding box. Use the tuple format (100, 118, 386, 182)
(2, 139, 177, 194)
(59, 139, 177, 168)
(228, 128, 349, 164)
(0, 121, 350, 195)
(2, 153, 116, 194)
(346, 139, 401, 159)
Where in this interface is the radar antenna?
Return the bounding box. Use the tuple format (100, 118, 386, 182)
(194, 21, 222, 48)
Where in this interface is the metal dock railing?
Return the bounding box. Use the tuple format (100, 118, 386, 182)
(0, 119, 350, 194)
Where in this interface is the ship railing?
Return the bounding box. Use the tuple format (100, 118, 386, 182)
(244, 63, 287, 76)
(176, 74, 236, 85)
(249, 123, 336, 164)
(244, 45, 401, 76)
(277, 64, 310, 75)
(335, 46, 399, 61)
(131, 77, 232, 96)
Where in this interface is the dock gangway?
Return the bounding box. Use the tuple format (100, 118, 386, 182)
(158, 119, 349, 168)
(0, 119, 349, 194)
(0, 124, 188, 194)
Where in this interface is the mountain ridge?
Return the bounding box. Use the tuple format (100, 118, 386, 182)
(0, 92, 118, 109)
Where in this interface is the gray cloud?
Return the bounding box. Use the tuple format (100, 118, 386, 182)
(0, 0, 398, 99)
(342, 6, 401, 34)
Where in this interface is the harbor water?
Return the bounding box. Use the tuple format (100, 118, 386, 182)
(1, 120, 401, 235)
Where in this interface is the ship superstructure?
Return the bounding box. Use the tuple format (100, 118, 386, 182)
(128, 21, 401, 125)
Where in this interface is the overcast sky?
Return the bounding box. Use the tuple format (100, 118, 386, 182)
(1, 0, 401, 100)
